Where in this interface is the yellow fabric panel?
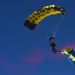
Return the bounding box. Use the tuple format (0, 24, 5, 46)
(61, 48, 72, 54)
(65, 48, 72, 52)
(61, 50, 75, 61)
(61, 48, 75, 61)
(61, 50, 68, 55)
(27, 5, 61, 25)
(68, 54, 75, 61)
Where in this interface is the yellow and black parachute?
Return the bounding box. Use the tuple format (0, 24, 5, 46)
(24, 4, 66, 30)
(61, 48, 75, 66)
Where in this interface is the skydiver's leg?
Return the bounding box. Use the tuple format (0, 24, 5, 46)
(52, 48, 55, 52)
(52, 48, 57, 53)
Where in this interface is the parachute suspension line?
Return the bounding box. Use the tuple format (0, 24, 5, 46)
(49, 15, 61, 37)
(51, 17, 56, 36)
(46, 16, 60, 37)
(52, 15, 65, 36)
(47, 17, 56, 37)
(54, 15, 65, 36)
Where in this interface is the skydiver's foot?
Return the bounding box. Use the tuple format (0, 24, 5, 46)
(52, 49, 57, 53)
(54, 50, 58, 53)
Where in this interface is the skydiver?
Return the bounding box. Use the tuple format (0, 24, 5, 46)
(48, 36, 57, 53)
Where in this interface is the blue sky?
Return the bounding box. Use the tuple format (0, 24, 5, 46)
(0, 0, 75, 75)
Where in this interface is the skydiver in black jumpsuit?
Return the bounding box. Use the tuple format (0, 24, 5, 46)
(48, 36, 57, 53)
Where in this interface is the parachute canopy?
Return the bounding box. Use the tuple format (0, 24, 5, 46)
(24, 4, 66, 30)
(61, 48, 75, 66)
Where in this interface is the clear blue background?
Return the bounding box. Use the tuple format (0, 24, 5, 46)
(0, 0, 75, 75)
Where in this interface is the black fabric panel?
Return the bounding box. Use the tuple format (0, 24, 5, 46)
(68, 49, 75, 57)
(24, 20, 37, 30)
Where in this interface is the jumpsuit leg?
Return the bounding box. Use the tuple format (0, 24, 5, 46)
(52, 48, 57, 53)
